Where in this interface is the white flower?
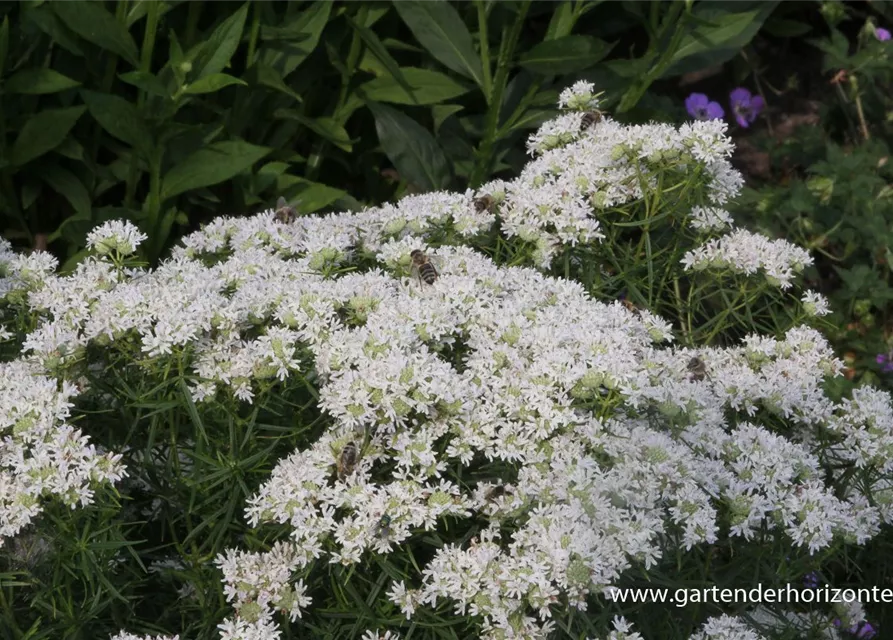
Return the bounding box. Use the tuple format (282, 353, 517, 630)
(87, 220, 147, 256)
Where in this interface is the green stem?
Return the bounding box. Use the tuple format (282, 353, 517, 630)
(477, 0, 492, 100)
(469, 0, 531, 187)
(246, 0, 262, 68)
(125, 1, 159, 210)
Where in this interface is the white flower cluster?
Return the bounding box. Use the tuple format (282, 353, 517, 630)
(0, 83, 887, 639)
(681, 228, 813, 289)
(86, 219, 147, 257)
(0, 359, 125, 543)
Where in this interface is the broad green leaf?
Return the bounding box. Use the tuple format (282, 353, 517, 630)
(519, 36, 614, 75)
(369, 102, 451, 192)
(432, 104, 464, 132)
(23, 5, 84, 57)
(11, 106, 86, 166)
(358, 67, 470, 106)
(52, 1, 140, 67)
(260, 1, 332, 78)
(41, 165, 92, 216)
(184, 73, 247, 95)
(5, 68, 81, 94)
(192, 3, 249, 79)
(393, 1, 484, 88)
(161, 140, 272, 200)
(254, 63, 303, 103)
(544, 2, 576, 41)
(346, 14, 415, 99)
(663, 2, 779, 77)
(81, 90, 153, 154)
(119, 70, 169, 97)
(277, 176, 346, 213)
(275, 109, 352, 152)
(762, 18, 811, 38)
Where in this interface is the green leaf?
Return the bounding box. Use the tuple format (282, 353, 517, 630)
(275, 109, 352, 152)
(4, 68, 81, 94)
(368, 102, 451, 192)
(192, 3, 249, 79)
(277, 176, 347, 213)
(432, 104, 464, 133)
(260, 1, 332, 78)
(664, 2, 779, 77)
(519, 36, 614, 75)
(81, 90, 153, 154)
(184, 73, 247, 95)
(52, 1, 140, 67)
(254, 63, 303, 103)
(119, 70, 169, 97)
(346, 14, 415, 100)
(11, 106, 86, 166)
(762, 18, 811, 38)
(23, 5, 84, 57)
(393, 0, 484, 88)
(161, 140, 272, 200)
(358, 67, 470, 106)
(544, 2, 576, 41)
(41, 165, 92, 216)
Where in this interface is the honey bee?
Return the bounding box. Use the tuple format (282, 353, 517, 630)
(376, 514, 392, 538)
(473, 194, 495, 214)
(336, 441, 359, 481)
(617, 291, 640, 315)
(410, 249, 439, 285)
(686, 356, 708, 382)
(273, 196, 298, 224)
(484, 485, 511, 502)
(580, 110, 604, 130)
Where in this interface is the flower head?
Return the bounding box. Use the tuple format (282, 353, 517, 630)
(685, 93, 724, 121)
(876, 27, 891, 41)
(729, 88, 765, 128)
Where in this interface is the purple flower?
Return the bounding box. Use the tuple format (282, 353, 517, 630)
(877, 353, 893, 373)
(685, 93, 724, 121)
(846, 622, 877, 639)
(802, 571, 819, 588)
(729, 88, 765, 128)
(877, 27, 891, 41)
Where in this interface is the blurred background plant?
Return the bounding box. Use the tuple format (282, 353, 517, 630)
(0, 0, 781, 270)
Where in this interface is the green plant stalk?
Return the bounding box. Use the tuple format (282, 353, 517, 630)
(246, 1, 262, 68)
(476, 0, 492, 100)
(307, 5, 366, 183)
(469, 0, 531, 188)
(125, 1, 160, 210)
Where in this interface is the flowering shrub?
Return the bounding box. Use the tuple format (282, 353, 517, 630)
(1, 82, 892, 640)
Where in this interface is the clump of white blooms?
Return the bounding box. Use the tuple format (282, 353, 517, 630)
(682, 228, 813, 289)
(689, 615, 766, 640)
(1, 81, 889, 639)
(86, 219, 147, 256)
(801, 290, 831, 316)
(689, 206, 734, 233)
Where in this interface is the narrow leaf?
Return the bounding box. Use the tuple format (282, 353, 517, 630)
(519, 36, 614, 75)
(254, 63, 303, 103)
(193, 3, 249, 79)
(368, 102, 450, 192)
(161, 140, 272, 200)
(41, 165, 92, 216)
(275, 109, 352, 152)
(5, 68, 81, 95)
(11, 106, 86, 166)
(119, 70, 169, 97)
(260, 1, 331, 78)
(184, 73, 247, 95)
(52, 1, 140, 66)
(393, 0, 484, 88)
(81, 90, 153, 154)
(346, 14, 415, 100)
(357, 67, 470, 106)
